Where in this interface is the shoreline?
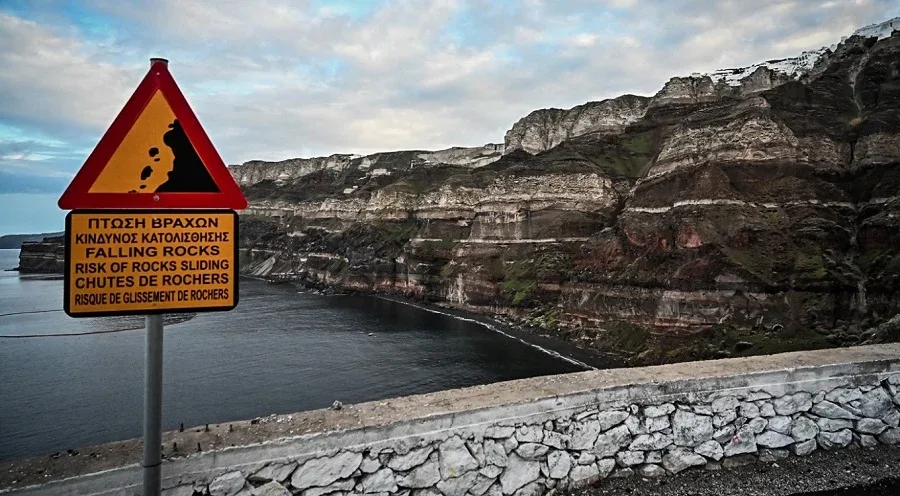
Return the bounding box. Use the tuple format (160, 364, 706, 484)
(368, 293, 624, 371)
(6, 264, 622, 369)
(264, 274, 627, 371)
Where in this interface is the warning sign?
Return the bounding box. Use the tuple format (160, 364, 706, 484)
(57, 58, 247, 210)
(87, 91, 218, 195)
(64, 209, 238, 317)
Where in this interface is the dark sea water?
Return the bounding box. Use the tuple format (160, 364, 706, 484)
(0, 249, 586, 462)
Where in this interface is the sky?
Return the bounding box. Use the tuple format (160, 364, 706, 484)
(0, 0, 897, 235)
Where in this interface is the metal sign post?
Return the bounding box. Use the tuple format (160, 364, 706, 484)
(143, 314, 164, 495)
(56, 58, 248, 496)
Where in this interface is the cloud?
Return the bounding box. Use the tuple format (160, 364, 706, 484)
(0, 13, 136, 136)
(0, 131, 83, 186)
(0, 0, 897, 173)
(0, 170, 70, 194)
(3, 0, 896, 233)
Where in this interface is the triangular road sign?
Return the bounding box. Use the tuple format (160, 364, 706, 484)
(58, 58, 248, 210)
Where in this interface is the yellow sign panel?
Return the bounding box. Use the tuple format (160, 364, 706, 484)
(64, 210, 238, 317)
(88, 91, 178, 193)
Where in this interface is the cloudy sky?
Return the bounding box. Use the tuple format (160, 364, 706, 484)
(0, 0, 896, 235)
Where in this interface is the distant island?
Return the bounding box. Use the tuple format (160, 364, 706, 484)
(0, 232, 64, 250)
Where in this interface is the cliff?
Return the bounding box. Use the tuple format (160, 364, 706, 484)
(17, 236, 65, 273)
(504, 17, 900, 156)
(229, 145, 506, 187)
(234, 16, 900, 365)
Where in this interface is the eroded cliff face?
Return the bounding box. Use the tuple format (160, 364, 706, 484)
(500, 67, 809, 157)
(237, 27, 900, 364)
(17, 236, 65, 273)
(230, 145, 505, 187)
(503, 95, 651, 155)
(504, 18, 899, 157)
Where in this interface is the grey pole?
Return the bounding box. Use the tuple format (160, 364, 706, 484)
(143, 57, 168, 496)
(143, 313, 164, 495)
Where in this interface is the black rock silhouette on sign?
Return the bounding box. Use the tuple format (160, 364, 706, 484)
(154, 119, 219, 193)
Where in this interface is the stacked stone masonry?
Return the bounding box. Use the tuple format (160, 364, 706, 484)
(184, 377, 900, 496)
(178, 365, 900, 496)
(3, 346, 899, 496)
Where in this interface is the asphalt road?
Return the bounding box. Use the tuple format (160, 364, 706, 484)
(567, 444, 900, 496)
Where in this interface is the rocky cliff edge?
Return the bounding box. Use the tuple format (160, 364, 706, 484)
(235, 18, 900, 365)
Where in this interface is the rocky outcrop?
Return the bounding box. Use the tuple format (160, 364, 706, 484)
(417, 144, 505, 168)
(227, 21, 900, 365)
(17, 236, 64, 273)
(503, 95, 651, 155)
(648, 75, 728, 108)
(229, 145, 506, 188)
(502, 18, 899, 156)
(230, 154, 360, 186)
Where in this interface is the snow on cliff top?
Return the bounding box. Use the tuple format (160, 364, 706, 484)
(855, 16, 900, 39)
(706, 16, 899, 86)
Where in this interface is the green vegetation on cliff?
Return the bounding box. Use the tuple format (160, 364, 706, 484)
(237, 28, 900, 367)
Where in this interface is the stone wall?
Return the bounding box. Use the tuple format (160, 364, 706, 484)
(2, 345, 900, 496)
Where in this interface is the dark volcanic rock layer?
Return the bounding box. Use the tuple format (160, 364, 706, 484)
(235, 30, 900, 364)
(17, 236, 65, 273)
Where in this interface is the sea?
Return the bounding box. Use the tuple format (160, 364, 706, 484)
(0, 248, 594, 462)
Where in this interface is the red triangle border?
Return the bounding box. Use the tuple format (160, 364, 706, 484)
(58, 60, 248, 210)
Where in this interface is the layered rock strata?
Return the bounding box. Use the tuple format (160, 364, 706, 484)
(505, 17, 900, 155)
(237, 25, 900, 364)
(503, 95, 651, 154)
(16, 236, 65, 273)
(230, 145, 505, 187)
